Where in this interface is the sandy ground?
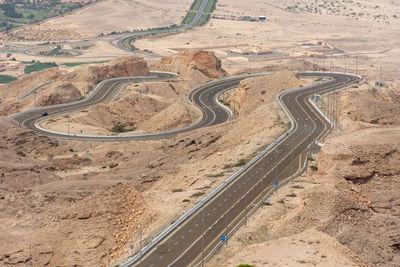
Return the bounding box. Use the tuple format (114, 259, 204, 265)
(0, 52, 311, 266)
(4, 0, 192, 39)
(208, 172, 360, 267)
(133, 0, 400, 79)
(1, 0, 400, 266)
(208, 54, 400, 267)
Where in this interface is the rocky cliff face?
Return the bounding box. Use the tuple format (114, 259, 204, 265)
(0, 56, 149, 115)
(155, 51, 227, 86)
(228, 71, 301, 115)
(313, 128, 400, 266)
(63, 56, 149, 94)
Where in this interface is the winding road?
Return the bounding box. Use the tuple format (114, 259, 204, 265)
(10, 70, 361, 266)
(10, 71, 243, 141)
(1, 0, 214, 58)
(116, 71, 360, 267)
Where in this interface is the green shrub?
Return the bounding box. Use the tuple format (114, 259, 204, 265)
(0, 75, 17, 84)
(24, 62, 58, 74)
(233, 159, 247, 167)
(182, 199, 190, 203)
(237, 264, 255, 267)
(111, 124, 125, 133)
(191, 191, 205, 197)
(172, 188, 183, 193)
(109, 163, 118, 169)
(291, 185, 304, 189)
(310, 165, 318, 171)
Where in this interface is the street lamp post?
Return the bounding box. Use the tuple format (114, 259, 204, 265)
(136, 222, 142, 267)
(275, 149, 278, 183)
(261, 158, 264, 205)
(244, 177, 248, 226)
(291, 149, 294, 180)
(25, 242, 31, 267)
(225, 186, 229, 246)
(355, 56, 358, 76)
(201, 203, 205, 267)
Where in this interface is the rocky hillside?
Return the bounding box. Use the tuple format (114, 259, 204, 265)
(155, 51, 227, 86)
(229, 71, 301, 115)
(45, 51, 226, 135)
(0, 56, 149, 116)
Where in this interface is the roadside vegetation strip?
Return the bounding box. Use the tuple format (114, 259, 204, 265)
(0, 1, 91, 31)
(195, 14, 210, 26)
(24, 62, 58, 74)
(62, 60, 108, 67)
(183, 11, 197, 25)
(0, 74, 17, 84)
(204, 0, 217, 13)
(121, 37, 135, 50)
(190, 0, 203, 11)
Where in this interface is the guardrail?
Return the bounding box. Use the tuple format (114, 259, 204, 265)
(18, 80, 55, 100)
(9, 71, 179, 119)
(119, 71, 359, 267)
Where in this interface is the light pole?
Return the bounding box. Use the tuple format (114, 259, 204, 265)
(164, 108, 167, 152)
(261, 158, 264, 205)
(136, 222, 142, 267)
(225, 186, 229, 246)
(25, 242, 31, 267)
(34, 90, 37, 109)
(290, 51, 293, 72)
(244, 177, 248, 226)
(336, 92, 339, 131)
(275, 149, 279, 184)
(67, 116, 70, 136)
(355, 56, 358, 76)
(201, 203, 205, 267)
(291, 149, 294, 180)
(344, 55, 347, 73)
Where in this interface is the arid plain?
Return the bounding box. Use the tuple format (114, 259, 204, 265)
(1, 0, 400, 266)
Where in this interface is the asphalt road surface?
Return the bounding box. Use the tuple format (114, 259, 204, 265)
(118, 72, 360, 267)
(10, 72, 245, 141)
(10, 71, 360, 266)
(116, 0, 211, 52)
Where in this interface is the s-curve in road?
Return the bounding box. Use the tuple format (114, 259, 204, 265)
(118, 72, 361, 267)
(9, 72, 250, 141)
(116, 0, 212, 52)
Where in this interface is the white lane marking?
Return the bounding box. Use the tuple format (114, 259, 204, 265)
(175, 241, 178, 246)
(195, 224, 199, 227)
(189, 229, 192, 233)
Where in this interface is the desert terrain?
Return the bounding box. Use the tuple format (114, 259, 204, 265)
(2, 0, 192, 40)
(0, 0, 400, 267)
